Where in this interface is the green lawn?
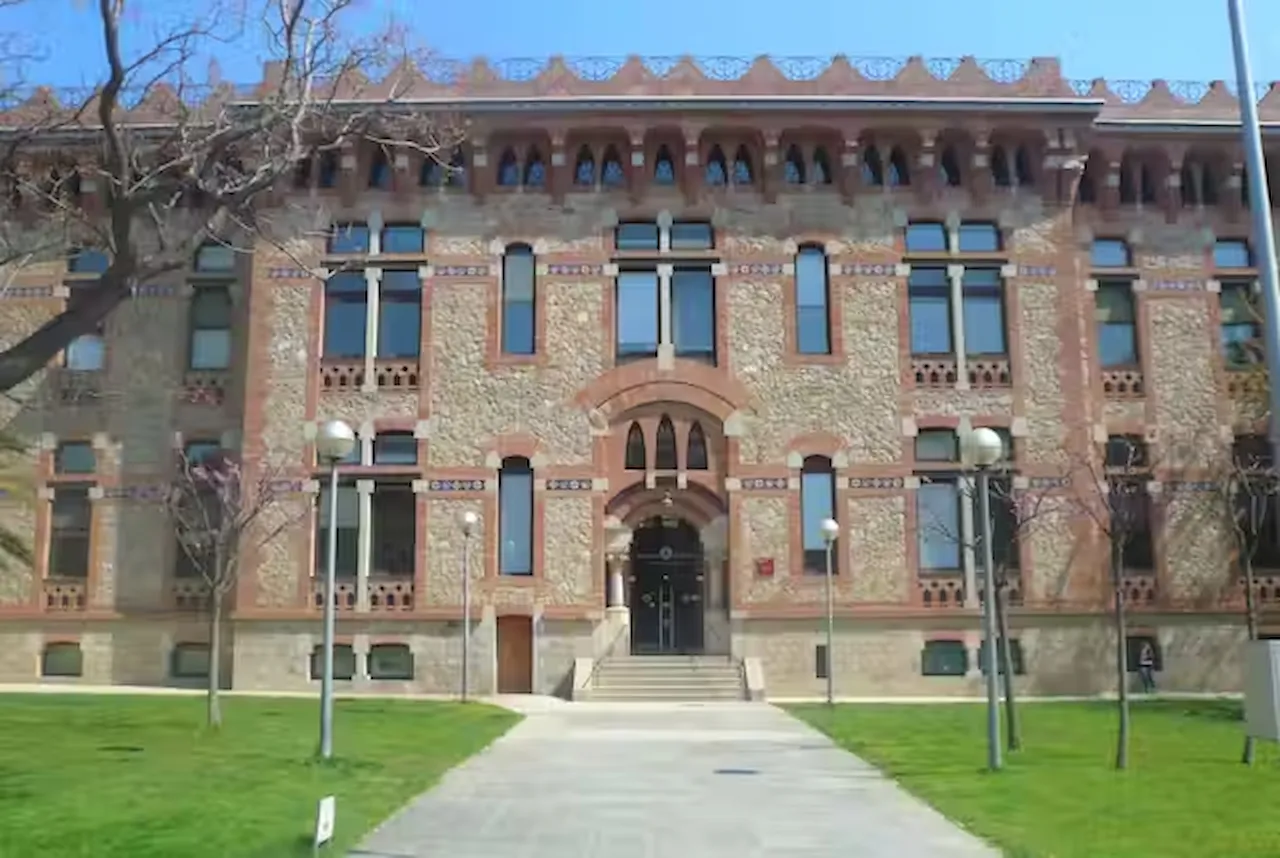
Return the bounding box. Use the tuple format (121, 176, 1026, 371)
(791, 700, 1280, 858)
(0, 694, 519, 858)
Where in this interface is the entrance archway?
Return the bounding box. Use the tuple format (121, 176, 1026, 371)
(629, 516, 705, 655)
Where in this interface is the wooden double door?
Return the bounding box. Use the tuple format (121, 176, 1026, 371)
(496, 615, 533, 694)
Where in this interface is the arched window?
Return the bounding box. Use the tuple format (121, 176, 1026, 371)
(1119, 157, 1139, 204)
(1014, 146, 1033, 186)
(601, 146, 625, 187)
(653, 145, 676, 185)
(1181, 161, 1200, 207)
(317, 152, 339, 188)
(686, 422, 709, 470)
(292, 157, 312, 189)
(990, 146, 1011, 187)
(497, 148, 520, 187)
(795, 245, 830, 355)
(501, 244, 536, 355)
(705, 146, 728, 187)
(1240, 166, 1251, 207)
(446, 148, 468, 188)
(800, 456, 837, 574)
(499, 456, 534, 576)
(813, 148, 832, 185)
(624, 422, 647, 470)
(573, 146, 595, 186)
(732, 145, 753, 185)
(655, 415, 678, 470)
(862, 145, 884, 186)
(523, 148, 546, 187)
(66, 332, 105, 371)
(783, 145, 805, 185)
(939, 146, 962, 187)
(1201, 163, 1219, 205)
(368, 149, 391, 189)
(1140, 163, 1157, 204)
(888, 147, 910, 186)
(420, 156, 443, 187)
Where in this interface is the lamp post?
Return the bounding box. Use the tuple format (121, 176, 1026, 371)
(314, 419, 356, 761)
(820, 517, 840, 707)
(1227, 0, 1280, 456)
(968, 426, 1005, 772)
(458, 510, 479, 702)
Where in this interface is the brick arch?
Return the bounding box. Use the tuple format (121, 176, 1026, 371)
(577, 364, 751, 424)
(787, 431, 845, 458)
(606, 479, 727, 531)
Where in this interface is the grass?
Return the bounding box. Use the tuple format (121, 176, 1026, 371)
(0, 693, 519, 858)
(791, 699, 1280, 858)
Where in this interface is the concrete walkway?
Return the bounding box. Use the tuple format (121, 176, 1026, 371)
(350, 701, 998, 858)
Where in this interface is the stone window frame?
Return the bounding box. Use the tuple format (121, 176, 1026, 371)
(170, 642, 211, 679)
(977, 637, 1026, 675)
(41, 640, 84, 678)
(798, 455, 839, 576)
(920, 638, 969, 676)
(367, 642, 415, 680)
(782, 242, 847, 367)
(486, 238, 549, 369)
(777, 135, 838, 189)
(566, 136, 630, 191)
(1103, 434, 1158, 575)
(497, 455, 537, 577)
(309, 642, 357, 681)
(784, 440, 847, 581)
(37, 433, 109, 612)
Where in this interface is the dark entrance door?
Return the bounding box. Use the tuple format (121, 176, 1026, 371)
(629, 517, 704, 655)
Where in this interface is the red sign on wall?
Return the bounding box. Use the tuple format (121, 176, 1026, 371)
(755, 557, 775, 578)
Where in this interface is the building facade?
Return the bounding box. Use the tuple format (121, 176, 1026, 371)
(0, 55, 1276, 698)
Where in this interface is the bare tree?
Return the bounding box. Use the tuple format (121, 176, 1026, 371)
(0, 0, 463, 394)
(164, 448, 305, 728)
(1206, 433, 1279, 765)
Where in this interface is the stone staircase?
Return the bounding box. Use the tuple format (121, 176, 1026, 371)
(580, 655, 747, 702)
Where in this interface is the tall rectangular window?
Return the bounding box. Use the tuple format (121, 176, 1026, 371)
(48, 485, 92, 578)
(671, 268, 714, 361)
(371, 482, 415, 578)
(800, 456, 836, 574)
(188, 286, 233, 370)
(315, 484, 359, 578)
(378, 270, 421, 358)
(1221, 282, 1261, 368)
(1095, 282, 1138, 367)
(917, 481, 962, 570)
(908, 268, 951, 355)
(616, 271, 659, 359)
(498, 457, 534, 576)
(961, 268, 1006, 355)
(323, 272, 367, 359)
(373, 431, 417, 465)
(65, 330, 105, 371)
(501, 245, 536, 355)
(795, 247, 831, 354)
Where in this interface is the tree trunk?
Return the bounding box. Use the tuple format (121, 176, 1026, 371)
(1242, 556, 1259, 765)
(1113, 551, 1130, 771)
(207, 589, 223, 730)
(995, 580, 1022, 751)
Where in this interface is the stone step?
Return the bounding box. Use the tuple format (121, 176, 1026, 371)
(584, 686, 747, 701)
(596, 664, 742, 676)
(594, 676, 744, 689)
(586, 655, 746, 702)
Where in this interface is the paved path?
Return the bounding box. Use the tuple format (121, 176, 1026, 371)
(350, 700, 998, 858)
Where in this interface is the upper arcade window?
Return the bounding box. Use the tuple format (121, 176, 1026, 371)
(1119, 156, 1157, 205)
(574, 146, 595, 187)
(732, 145, 754, 185)
(686, 423, 709, 470)
(705, 146, 728, 187)
(888, 147, 911, 186)
(368, 150, 391, 189)
(318, 152, 339, 188)
(654, 416, 678, 470)
(862, 146, 884, 186)
(1181, 159, 1219, 207)
(624, 423, 646, 470)
(653, 146, 676, 185)
(601, 146, 625, 188)
(497, 148, 520, 187)
(939, 146, 962, 187)
(784, 145, 805, 185)
(813, 148, 832, 185)
(523, 149, 546, 188)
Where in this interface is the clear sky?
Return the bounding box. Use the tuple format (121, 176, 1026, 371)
(5, 0, 1280, 91)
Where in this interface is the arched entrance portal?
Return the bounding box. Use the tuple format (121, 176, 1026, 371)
(629, 516, 705, 655)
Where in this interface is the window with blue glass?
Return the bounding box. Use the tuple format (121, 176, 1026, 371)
(601, 147, 625, 187)
(368, 150, 391, 189)
(783, 145, 805, 184)
(381, 225, 424, 255)
(961, 268, 1006, 355)
(732, 145, 754, 185)
(188, 286, 232, 370)
(317, 152, 339, 188)
(905, 223, 947, 253)
(523, 150, 546, 187)
(499, 456, 534, 575)
(183, 440, 221, 466)
(323, 272, 367, 358)
(419, 157, 443, 187)
(957, 223, 1000, 253)
(671, 267, 714, 362)
(66, 328, 105, 371)
(616, 271, 659, 359)
(501, 244, 536, 355)
(194, 242, 235, 273)
(497, 148, 519, 187)
(1221, 281, 1262, 368)
(908, 268, 951, 355)
(56, 442, 96, 474)
(917, 480, 962, 571)
(616, 223, 660, 251)
(800, 456, 836, 574)
(888, 147, 910, 186)
(68, 248, 109, 274)
(862, 146, 884, 186)
(813, 148, 832, 185)
(1215, 239, 1253, 269)
(328, 223, 370, 254)
(573, 146, 595, 186)
(705, 146, 727, 186)
(795, 246, 831, 354)
(1091, 239, 1131, 268)
(653, 146, 676, 185)
(670, 222, 713, 251)
(1095, 282, 1138, 367)
(921, 640, 968, 676)
(373, 431, 417, 465)
(316, 483, 360, 579)
(378, 270, 421, 358)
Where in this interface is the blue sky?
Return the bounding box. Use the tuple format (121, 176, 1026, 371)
(5, 0, 1280, 91)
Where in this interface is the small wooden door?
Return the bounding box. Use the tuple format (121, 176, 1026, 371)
(496, 615, 533, 694)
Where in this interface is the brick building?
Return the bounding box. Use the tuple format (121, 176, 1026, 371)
(0, 55, 1276, 698)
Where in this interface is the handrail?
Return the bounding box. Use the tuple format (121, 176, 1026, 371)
(585, 621, 629, 687)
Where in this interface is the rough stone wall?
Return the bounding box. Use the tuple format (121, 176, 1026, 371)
(847, 495, 908, 602)
(541, 495, 593, 605)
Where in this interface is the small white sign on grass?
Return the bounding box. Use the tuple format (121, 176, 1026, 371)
(314, 795, 336, 852)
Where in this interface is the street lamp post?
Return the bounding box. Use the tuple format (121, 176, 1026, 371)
(820, 517, 840, 707)
(1227, 0, 1280, 456)
(314, 419, 356, 761)
(969, 427, 1005, 772)
(459, 510, 479, 702)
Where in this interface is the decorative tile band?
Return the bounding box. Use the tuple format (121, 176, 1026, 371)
(848, 476, 906, 489)
(426, 478, 487, 492)
(545, 478, 593, 491)
(1165, 480, 1218, 492)
(1018, 264, 1057, 277)
(840, 262, 899, 277)
(103, 484, 167, 501)
(731, 263, 786, 276)
(1148, 280, 1207, 292)
(739, 477, 788, 491)
(1025, 476, 1071, 490)
(268, 478, 308, 493)
(267, 267, 315, 280)
(131, 284, 178, 298)
(433, 265, 490, 278)
(546, 263, 604, 277)
(1, 285, 55, 299)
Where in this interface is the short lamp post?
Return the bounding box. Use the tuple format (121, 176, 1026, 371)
(459, 510, 479, 702)
(820, 517, 840, 707)
(969, 426, 1005, 772)
(314, 418, 356, 761)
